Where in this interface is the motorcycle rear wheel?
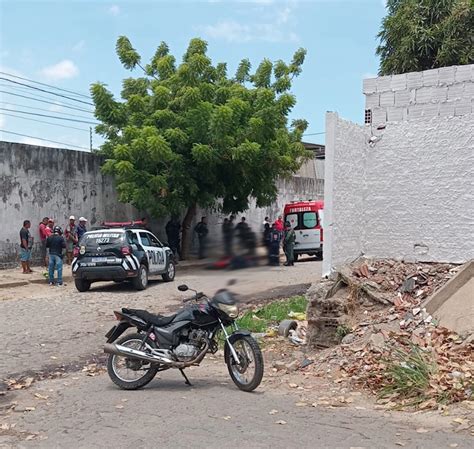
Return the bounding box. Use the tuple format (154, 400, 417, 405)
(225, 335, 264, 392)
(107, 333, 159, 390)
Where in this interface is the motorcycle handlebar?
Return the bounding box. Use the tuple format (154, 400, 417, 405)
(183, 292, 205, 303)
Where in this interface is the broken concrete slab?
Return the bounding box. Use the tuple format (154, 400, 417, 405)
(422, 261, 473, 336)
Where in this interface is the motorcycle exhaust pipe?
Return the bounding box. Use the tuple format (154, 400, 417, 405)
(104, 341, 209, 368)
(104, 343, 174, 365)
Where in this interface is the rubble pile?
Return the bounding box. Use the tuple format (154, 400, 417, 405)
(304, 259, 473, 408)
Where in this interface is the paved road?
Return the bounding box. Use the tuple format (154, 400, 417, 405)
(0, 260, 320, 379)
(1, 361, 470, 449)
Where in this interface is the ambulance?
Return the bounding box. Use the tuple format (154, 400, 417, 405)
(283, 200, 324, 261)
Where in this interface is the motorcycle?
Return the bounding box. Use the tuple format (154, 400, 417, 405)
(103, 281, 264, 392)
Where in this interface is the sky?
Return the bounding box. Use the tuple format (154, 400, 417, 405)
(0, 0, 387, 150)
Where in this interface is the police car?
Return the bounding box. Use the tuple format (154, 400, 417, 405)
(71, 224, 175, 292)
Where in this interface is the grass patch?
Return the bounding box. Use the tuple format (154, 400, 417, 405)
(380, 344, 437, 400)
(237, 296, 308, 333)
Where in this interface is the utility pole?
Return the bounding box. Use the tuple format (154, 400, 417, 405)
(89, 126, 92, 151)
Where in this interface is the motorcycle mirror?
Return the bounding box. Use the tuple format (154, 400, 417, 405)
(177, 284, 189, 292)
(227, 279, 237, 286)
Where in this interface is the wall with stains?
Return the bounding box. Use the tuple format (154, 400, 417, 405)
(0, 142, 136, 268)
(0, 142, 324, 267)
(323, 111, 474, 276)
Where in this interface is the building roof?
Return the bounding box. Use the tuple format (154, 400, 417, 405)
(302, 142, 325, 159)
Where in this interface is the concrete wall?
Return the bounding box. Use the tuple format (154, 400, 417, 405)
(0, 141, 323, 267)
(0, 141, 137, 268)
(364, 64, 474, 125)
(323, 111, 474, 275)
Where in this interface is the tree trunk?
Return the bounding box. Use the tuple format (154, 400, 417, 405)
(180, 203, 196, 260)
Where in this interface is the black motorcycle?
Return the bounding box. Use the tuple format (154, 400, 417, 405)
(103, 282, 264, 392)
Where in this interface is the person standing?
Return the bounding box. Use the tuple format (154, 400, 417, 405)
(20, 220, 33, 273)
(235, 217, 249, 249)
(262, 216, 270, 231)
(46, 226, 66, 286)
(274, 215, 284, 233)
(166, 216, 181, 262)
(65, 216, 78, 264)
(283, 221, 296, 266)
(222, 217, 234, 257)
(39, 217, 49, 267)
(76, 217, 88, 241)
(194, 217, 209, 259)
(268, 224, 281, 266)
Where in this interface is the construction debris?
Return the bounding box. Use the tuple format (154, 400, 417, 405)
(303, 259, 473, 409)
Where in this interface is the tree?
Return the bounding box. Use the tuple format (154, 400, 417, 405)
(91, 36, 310, 258)
(377, 0, 474, 75)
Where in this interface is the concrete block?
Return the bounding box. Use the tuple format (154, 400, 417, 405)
(376, 76, 391, 92)
(438, 101, 456, 117)
(416, 86, 436, 103)
(371, 107, 387, 125)
(422, 68, 439, 86)
(380, 91, 395, 107)
(408, 104, 424, 119)
(387, 107, 405, 122)
(423, 103, 439, 119)
(394, 89, 410, 106)
(448, 83, 465, 100)
(390, 74, 407, 91)
(464, 82, 474, 98)
(365, 93, 380, 108)
(431, 86, 448, 103)
(438, 66, 456, 85)
(407, 72, 423, 88)
(454, 99, 472, 116)
(454, 65, 473, 83)
(363, 78, 377, 94)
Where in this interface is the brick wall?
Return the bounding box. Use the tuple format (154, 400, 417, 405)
(363, 64, 474, 125)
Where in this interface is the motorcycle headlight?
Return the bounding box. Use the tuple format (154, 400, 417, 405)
(217, 303, 239, 318)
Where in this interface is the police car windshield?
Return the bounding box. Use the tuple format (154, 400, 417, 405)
(82, 232, 124, 248)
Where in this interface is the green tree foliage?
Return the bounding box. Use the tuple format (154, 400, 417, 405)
(91, 36, 309, 255)
(377, 0, 474, 75)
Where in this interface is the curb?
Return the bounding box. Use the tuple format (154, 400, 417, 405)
(0, 281, 29, 289)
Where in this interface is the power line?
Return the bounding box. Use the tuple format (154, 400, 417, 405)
(0, 129, 90, 151)
(1, 101, 97, 121)
(0, 89, 95, 114)
(1, 112, 90, 133)
(302, 132, 325, 136)
(0, 77, 94, 106)
(0, 71, 91, 99)
(0, 107, 99, 125)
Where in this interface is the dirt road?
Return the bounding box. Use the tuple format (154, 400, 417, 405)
(1, 260, 472, 448)
(0, 260, 319, 379)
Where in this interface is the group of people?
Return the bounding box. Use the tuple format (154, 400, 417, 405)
(262, 215, 296, 267)
(20, 215, 89, 286)
(191, 214, 296, 267)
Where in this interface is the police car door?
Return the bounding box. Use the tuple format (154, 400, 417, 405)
(138, 232, 163, 274)
(148, 233, 166, 272)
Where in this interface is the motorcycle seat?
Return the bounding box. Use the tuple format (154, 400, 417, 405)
(122, 308, 177, 327)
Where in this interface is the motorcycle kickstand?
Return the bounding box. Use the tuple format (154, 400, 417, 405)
(179, 369, 192, 386)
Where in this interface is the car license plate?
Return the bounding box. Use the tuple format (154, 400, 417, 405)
(92, 257, 108, 263)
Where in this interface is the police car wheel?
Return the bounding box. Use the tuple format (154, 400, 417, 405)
(162, 261, 175, 282)
(132, 265, 148, 290)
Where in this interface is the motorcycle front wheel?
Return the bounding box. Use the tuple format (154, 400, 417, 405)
(107, 333, 159, 390)
(225, 335, 264, 392)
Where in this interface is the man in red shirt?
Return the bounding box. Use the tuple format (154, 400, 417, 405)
(274, 215, 284, 233)
(39, 217, 49, 267)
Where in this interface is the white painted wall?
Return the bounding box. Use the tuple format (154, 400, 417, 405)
(364, 64, 474, 125)
(324, 112, 474, 275)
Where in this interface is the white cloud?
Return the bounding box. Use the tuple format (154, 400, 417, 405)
(72, 40, 85, 52)
(40, 60, 79, 81)
(108, 5, 120, 16)
(199, 3, 298, 43)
